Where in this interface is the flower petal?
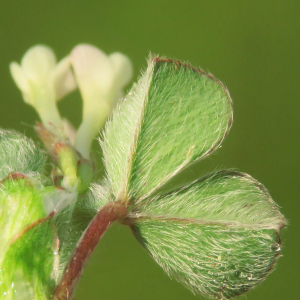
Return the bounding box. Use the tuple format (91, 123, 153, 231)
(9, 62, 32, 104)
(21, 45, 56, 84)
(109, 52, 133, 89)
(71, 44, 115, 99)
(51, 56, 77, 101)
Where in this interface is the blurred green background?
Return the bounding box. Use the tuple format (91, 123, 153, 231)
(0, 1, 299, 299)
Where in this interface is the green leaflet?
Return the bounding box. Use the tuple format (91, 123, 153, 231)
(131, 171, 286, 299)
(0, 215, 57, 300)
(101, 56, 286, 299)
(0, 130, 46, 181)
(131, 171, 286, 229)
(0, 176, 46, 266)
(102, 57, 232, 201)
(133, 222, 280, 300)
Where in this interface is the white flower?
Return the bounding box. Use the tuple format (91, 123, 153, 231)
(71, 44, 133, 159)
(10, 45, 76, 130)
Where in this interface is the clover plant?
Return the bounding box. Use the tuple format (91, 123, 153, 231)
(0, 44, 286, 300)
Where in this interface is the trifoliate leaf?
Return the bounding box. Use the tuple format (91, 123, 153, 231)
(130, 171, 286, 299)
(99, 56, 286, 299)
(0, 215, 57, 300)
(0, 130, 46, 180)
(102, 57, 232, 201)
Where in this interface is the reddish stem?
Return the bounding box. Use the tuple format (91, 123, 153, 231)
(53, 201, 127, 300)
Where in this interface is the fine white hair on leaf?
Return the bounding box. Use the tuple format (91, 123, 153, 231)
(42, 188, 77, 216)
(97, 55, 286, 300)
(101, 56, 155, 201)
(90, 179, 115, 209)
(101, 55, 232, 204)
(127, 59, 232, 201)
(130, 170, 286, 299)
(130, 170, 286, 231)
(132, 220, 281, 300)
(0, 130, 46, 180)
(0, 172, 48, 267)
(0, 213, 56, 299)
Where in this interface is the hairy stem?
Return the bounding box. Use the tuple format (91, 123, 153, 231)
(53, 201, 127, 300)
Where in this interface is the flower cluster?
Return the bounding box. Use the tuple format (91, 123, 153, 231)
(10, 44, 133, 159)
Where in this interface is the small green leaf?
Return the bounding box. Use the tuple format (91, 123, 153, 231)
(0, 130, 46, 180)
(0, 215, 57, 300)
(131, 171, 286, 299)
(0, 175, 46, 265)
(102, 57, 232, 201)
(132, 171, 285, 229)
